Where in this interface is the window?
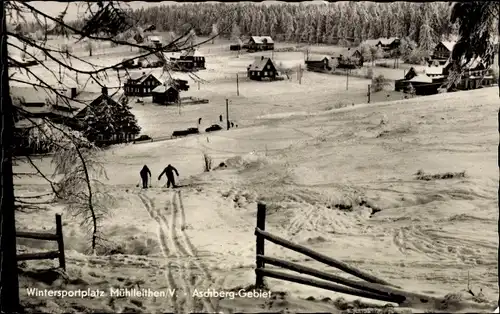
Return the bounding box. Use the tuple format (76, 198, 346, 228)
(267, 65, 270, 69)
(257, 72, 260, 76)
(264, 71, 268, 76)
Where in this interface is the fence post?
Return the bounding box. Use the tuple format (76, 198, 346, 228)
(55, 214, 66, 270)
(255, 202, 266, 288)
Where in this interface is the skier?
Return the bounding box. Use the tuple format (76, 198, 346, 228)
(139, 165, 152, 189)
(158, 164, 179, 188)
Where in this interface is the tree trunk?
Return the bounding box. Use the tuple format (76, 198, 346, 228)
(0, 1, 21, 312)
(497, 16, 500, 310)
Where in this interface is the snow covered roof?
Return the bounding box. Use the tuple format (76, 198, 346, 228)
(307, 55, 330, 62)
(379, 37, 399, 45)
(152, 85, 175, 93)
(163, 52, 182, 60)
(183, 49, 204, 57)
(250, 36, 274, 44)
(440, 41, 456, 52)
(127, 72, 159, 84)
(408, 74, 433, 83)
(362, 39, 381, 46)
(249, 57, 274, 71)
(425, 66, 444, 75)
(148, 36, 161, 42)
(10, 85, 56, 105)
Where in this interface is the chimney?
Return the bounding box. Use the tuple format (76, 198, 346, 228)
(142, 72, 146, 75)
(71, 87, 77, 99)
(102, 86, 108, 96)
(261, 56, 264, 60)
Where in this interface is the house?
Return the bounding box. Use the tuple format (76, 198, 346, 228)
(152, 85, 180, 105)
(147, 36, 162, 49)
(361, 37, 400, 55)
(138, 53, 164, 68)
(394, 68, 444, 94)
(430, 41, 456, 65)
(305, 55, 332, 72)
(10, 86, 80, 126)
(378, 37, 400, 52)
(70, 87, 137, 145)
(247, 57, 278, 81)
(445, 56, 495, 90)
(11, 85, 117, 153)
(152, 79, 189, 105)
(361, 39, 383, 47)
(163, 52, 182, 62)
(246, 36, 274, 51)
(332, 48, 364, 68)
(123, 72, 162, 97)
(179, 49, 206, 70)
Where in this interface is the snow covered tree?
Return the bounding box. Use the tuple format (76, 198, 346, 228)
(231, 23, 241, 42)
(210, 23, 218, 43)
(398, 37, 417, 62)
(419, 15, 435, 53)
(82, 98, 141, 144)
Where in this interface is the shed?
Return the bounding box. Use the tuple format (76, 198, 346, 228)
(151, 85, 180, 105)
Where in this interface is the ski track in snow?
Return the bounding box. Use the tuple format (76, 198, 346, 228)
(137, 189, 219, 313)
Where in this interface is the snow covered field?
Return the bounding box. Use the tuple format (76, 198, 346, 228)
(14, 85, 499, 313)
(10, 37, 499, 313)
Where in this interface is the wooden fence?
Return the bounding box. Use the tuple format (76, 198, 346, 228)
(254, 203, 435, 306)
(17, 214, 66, 270)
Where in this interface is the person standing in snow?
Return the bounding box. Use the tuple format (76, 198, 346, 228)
(158, 164, 179, 188)
(140, 165, 152, 189)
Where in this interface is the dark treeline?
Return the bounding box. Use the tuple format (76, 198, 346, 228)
(126, 2, 456, 48)
(16, 2, 457, 51)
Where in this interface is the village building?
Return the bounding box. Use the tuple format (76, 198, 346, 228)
(12, 85, 131, 152)
(361, 37, 400, 56)
(305, 55, 332, 72)
(152, 85, 180, 105)
(147, 36, 162, 49)
(69, 87, 136, 145)
(138, 53, 164, 68)
(332, 48, 364, 68)
(445, 57, 495, 90)
(179, 49, 206, 70)
(151, 78, 189, 105)
(123, 72, 162, 97)
(378, 37, 400, 52)
(247, 56, 278, 81)
(394, 67, 444, 95)
(430, 41, 456, 65)
(246, 36, 274, 51)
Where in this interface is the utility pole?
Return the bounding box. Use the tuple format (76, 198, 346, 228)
(367, 84, 371, 103)
(198, 81, 200, 90)
(236, 74, 239, 96)
(299, 66, 302, 85)
(226, 99, 230, 130)
(346, 69, 349, 90)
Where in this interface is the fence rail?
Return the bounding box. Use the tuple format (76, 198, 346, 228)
(16, 214, 66, 270)
(254, 203, 435, 306)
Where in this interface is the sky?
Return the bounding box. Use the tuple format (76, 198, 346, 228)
(24, 1, 326, 22)
(26, 2, 164, 21)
